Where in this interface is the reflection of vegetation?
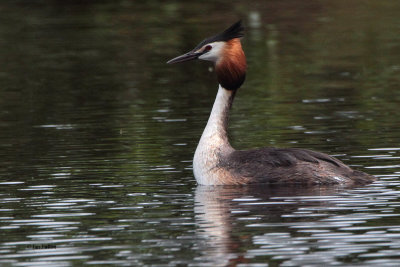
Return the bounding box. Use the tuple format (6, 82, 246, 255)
(0, 0, 399, 265)
(0, 0, 399, 181)
(228, 1, 400, 169)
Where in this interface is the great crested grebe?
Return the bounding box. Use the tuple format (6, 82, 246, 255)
(167, 21, 375, 186)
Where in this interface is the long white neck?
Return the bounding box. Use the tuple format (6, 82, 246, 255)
(193, 85, 235, 185)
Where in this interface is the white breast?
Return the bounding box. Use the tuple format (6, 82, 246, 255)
(192, 86, 234, 185)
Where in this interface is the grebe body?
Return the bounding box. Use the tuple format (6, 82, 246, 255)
(168, 21, 375, 186)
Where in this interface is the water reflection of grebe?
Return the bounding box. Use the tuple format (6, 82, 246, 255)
(168, 21, 375, 186)
(194, 185, 347, 266)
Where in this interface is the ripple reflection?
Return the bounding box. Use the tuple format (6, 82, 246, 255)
(194, 180, 400, 266)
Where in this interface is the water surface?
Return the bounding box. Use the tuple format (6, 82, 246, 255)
(0, 1, 400, 266)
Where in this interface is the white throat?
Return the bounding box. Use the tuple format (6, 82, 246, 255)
(193, 85, 235, 185)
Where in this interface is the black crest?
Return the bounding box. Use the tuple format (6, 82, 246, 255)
(194, 20, 244, 50)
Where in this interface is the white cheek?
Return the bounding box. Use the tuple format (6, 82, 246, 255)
(199, 52, 218, 62)
(198, 42, 225, 63)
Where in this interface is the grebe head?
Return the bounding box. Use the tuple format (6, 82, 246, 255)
(167, 21, 247, 91)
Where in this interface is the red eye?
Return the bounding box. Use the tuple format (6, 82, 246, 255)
(204, 45, 212, 51)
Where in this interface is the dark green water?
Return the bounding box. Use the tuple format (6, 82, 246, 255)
(0, 1, 400, 266)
